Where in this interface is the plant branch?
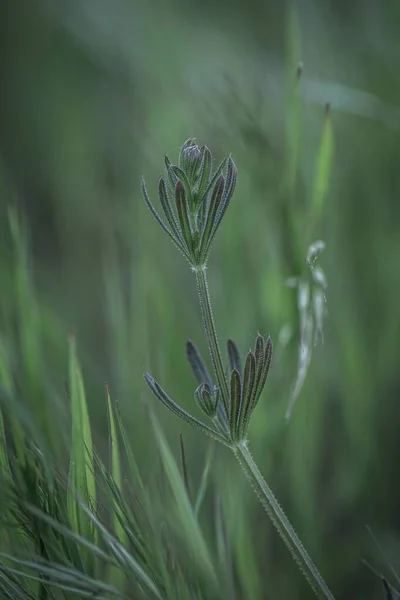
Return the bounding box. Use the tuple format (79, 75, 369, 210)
(195, 267, 230, 415)
(234, 442, 335, 600)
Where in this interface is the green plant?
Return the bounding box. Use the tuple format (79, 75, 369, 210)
(142, 139, 336, 599)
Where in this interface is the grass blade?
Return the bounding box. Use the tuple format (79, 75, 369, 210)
(150, 410, 218, 588)
(67, 336, 97, 554)
(106, 384, 128, 553)
(311, 104, 334, 225)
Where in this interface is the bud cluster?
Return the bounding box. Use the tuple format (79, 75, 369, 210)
(141, 139, 237, 268)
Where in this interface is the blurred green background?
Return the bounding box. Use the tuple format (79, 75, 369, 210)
(1, 0, 400, 598)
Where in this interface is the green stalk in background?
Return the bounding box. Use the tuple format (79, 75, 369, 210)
(142, 139, 335, 599)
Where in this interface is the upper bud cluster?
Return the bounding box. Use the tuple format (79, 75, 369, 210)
(142, 139, 237, 268)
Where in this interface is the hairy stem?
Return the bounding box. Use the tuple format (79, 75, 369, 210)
(234, 442, 335, 600)
(195, 267, 230, 415)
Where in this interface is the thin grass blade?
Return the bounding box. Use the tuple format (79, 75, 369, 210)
(150, 410, 218, 587)
(194, 442, 214, 519)
(311, 104, 334, 225)
(67, 337, 97, 552)
(106, 385, 127, 551)
(179, 433, 192, 503)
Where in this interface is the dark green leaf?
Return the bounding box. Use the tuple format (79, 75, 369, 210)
(141, 177, 191, 261)
(227, 339, 241, 374)
(252, 336, 273, 411)
(229, 369, 241, 441)
(144, 373, 230, 446)
(199, 174, 225, 262)
(165, 156, 179, 194)
(237, 351, 256, 439)
(201, 158, 237, 261)
(179, 433, 191, 503)
(158, 177, 182, 240)
(186, 341, 214, 389)
(196, 146, 212, 200)
(199, 157, 227, 224)
(252, 334, 266, 404)
(170, 165, 194, 210)
(175, 181, 193, 251)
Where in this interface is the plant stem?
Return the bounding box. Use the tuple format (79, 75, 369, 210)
(195, 267, 230, 415)
(234, 442, 335, 600)
(195, 264, 333, 598)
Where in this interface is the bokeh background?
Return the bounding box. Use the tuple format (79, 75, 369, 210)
(1, 0, 400, 598)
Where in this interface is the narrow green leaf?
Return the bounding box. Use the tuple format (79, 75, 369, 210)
(0, 553, 126, 599)
(201, 159, 237, 261)
(311, 104, 334, 223)
(220, 157, 237, 208)
(250, 334, 266, 406)
(186, 341, 214, 389)
(144, 373, 230, 447)
(253, 336, 273, 411)
(227, 339, 241, 374)
(175, 181, 193, 250)
(165, 155, 179, 191)
(21, 501, 109, 565)
(106, 385, 127, 551)
(199, 157, 227, 224)
(237, 352, 256, 439)
(194, 442, 214, 519)
(77, 497, 163, 599)
(214, 493, 235, 598)
(114, 404, 145, 494)
(67, 337, 97, 551)
(199, 174, 225, 261)
(179, 433, 191, 503)
(202, 158, 227, 204)
(196, 146, 212, 199)
(229, 369, 241, 441)
(158, 177, 182, 241)
(170, 165, 194, 209)
(141, 177, 191, 261)
(8, 209, 50, 447)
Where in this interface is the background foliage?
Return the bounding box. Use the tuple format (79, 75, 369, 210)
(0, 0, 400, 598)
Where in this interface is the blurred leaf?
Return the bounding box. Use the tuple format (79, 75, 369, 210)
(194, 442, 214, 519)
(150, 410, 218, 588)
(311, 105, 334, 225)
(106, 385, 127, 551)
(67, 336, 97, 555)
(284, 6, 303, 197)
